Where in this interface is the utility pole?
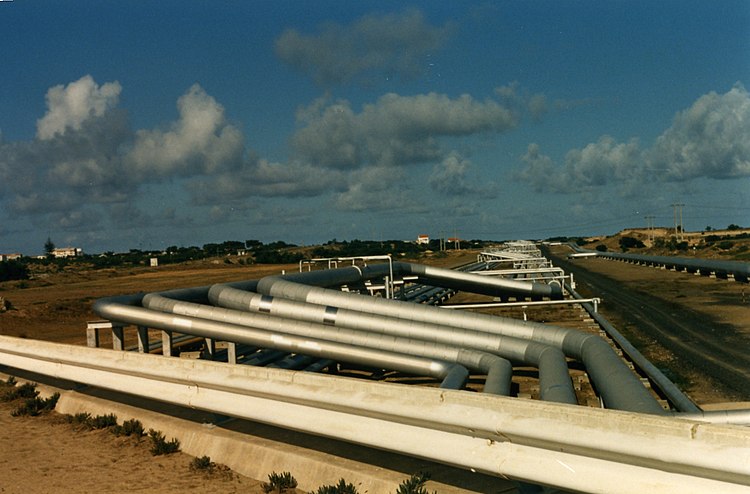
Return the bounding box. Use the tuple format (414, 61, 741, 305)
(644, 215, 656, 243)
(671, 203, 685, 241)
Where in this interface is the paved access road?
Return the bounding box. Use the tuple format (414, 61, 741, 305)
(544, 247, 750, 403)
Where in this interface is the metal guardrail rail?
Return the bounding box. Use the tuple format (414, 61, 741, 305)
(0, 336, 749, 494)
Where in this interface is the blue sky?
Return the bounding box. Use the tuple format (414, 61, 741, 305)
(1, 1, 749, 255)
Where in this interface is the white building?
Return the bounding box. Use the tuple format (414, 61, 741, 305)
(416, 234, 430, 245)
(52, 247, 83, 258)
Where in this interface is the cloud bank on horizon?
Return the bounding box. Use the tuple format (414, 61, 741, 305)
(1, 4, 749, 253)
(516, 84, 750, 193)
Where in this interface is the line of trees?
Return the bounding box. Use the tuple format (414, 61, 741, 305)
(2, 237, 496, 278)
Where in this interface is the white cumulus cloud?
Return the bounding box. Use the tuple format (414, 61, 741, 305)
(648, 83, 750, 180)
(515, 84, 750, 193)
(292, 92, 517, 169)
(36, 75, 122, 140)
(126, 84, 244, 178)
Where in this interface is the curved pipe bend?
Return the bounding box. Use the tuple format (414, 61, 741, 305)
(256, 274, 665, 415)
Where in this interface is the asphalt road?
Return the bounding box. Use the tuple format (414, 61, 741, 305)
(544, 248, 750, 402)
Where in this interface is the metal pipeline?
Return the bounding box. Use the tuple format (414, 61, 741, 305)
(139, 293, 512, 396)
(208, 285, 577, 405)
(280, 262, 563, 300)
(256, 274, 666, 415)
(399, 262, 563, 300)
(94, 260, 661, 413)
(93, 295, 469, 390)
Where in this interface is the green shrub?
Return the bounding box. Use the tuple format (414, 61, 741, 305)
(148, 429, 180, 455)
(89, 413, 118, 429)
(263, 471, 299, 493)
(112, 418, 145, 437)
(313, 478, 359, 494)
(1, 381, 39, 402)
(619, 236, 645, 251)
(11, 392, 59, 417)
(190, 455, 215, 473)
(66, 412, 119, 430)
(0, 259, 29, 282)
(68, 412, 92, 425)
(396, 473, 434, 494)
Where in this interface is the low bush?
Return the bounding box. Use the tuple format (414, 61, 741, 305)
(313, 478, 359, 494)
(66, 412, 118, 430)
(1, 381, 39, 402)
(12, 392, 59, 417)
(396, 473, 433, 494)
(90, 413, 118, 429)
(263, 471, 298, 493)
(190, 455, 215, 473)
(67, 412, 92, 425)
(112, 418, 145, 437)
(148, 429, 180, 455)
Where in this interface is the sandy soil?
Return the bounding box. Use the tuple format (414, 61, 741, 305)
(0, 387, 263, 494)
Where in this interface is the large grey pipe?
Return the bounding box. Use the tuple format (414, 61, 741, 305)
(208, 285, 577, 405)
(257, 274, 666, 415)
(140, 292, 512, 396)
(401, 263, 563, 300)
(280, 262, 563, 300)
(93, 295, 469, 390)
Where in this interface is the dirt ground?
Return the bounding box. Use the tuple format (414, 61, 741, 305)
(0, 385, 264, 494)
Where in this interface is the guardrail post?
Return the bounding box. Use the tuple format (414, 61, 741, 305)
(203, 338, 216, 360)
(137, 326, 149, 353)
(86, 320, 110, 348)
(227, 341, 237, 364)
(111, 324, 125, 351)
(161, 330, 173, 357)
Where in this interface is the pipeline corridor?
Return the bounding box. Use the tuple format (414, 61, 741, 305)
(92, 258, 671, 415)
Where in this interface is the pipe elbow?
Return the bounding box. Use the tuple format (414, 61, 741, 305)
(438, 363, 470, 390)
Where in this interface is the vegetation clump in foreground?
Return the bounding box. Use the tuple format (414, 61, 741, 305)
(396, 473, 435, 494)
(263, 471, 299, 493)
(148, 428, 181, 455)
(312, 478, 359, 494)
(0, 378, 60, 417)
